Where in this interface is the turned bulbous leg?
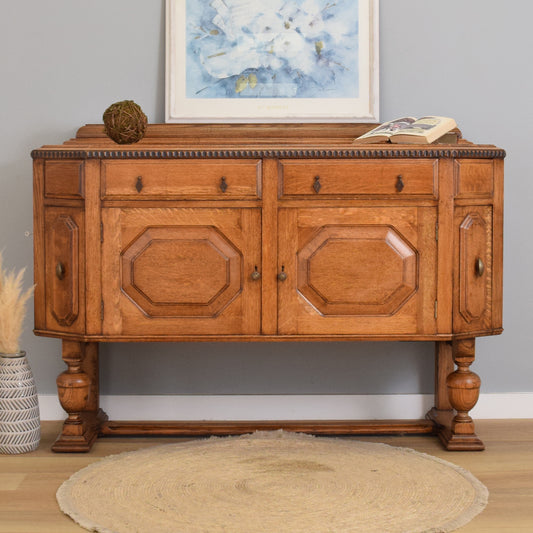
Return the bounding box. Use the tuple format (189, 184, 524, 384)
(56, 366, 91, 424)
(52, 341, 107, 452)
(447, 339, 481, 435)
(427, 338, 484, 451)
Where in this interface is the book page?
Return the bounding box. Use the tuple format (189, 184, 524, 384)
(391, 116, 455, 137)
(357, 117, 416, 139)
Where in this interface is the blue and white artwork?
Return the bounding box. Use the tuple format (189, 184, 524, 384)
(186, 0, 359, 99)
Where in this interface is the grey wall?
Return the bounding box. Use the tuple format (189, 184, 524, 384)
(1, 1, 532, 399)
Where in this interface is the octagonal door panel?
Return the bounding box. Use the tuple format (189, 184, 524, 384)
(278, 207, 437, 335)
(101, 208, 261, 336)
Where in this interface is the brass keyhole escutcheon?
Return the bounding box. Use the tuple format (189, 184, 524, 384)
(251, 266, 261, 281)
(313, 176, 321, 193)
(395, 175, 404, 192)
(135, 176, 143, 193)
(220, 176, 228, 193)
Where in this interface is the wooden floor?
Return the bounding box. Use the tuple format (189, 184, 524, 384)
(1, 420, 532, 532)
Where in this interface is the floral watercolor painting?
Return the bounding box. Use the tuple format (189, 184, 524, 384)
(185, 0, 359, 99)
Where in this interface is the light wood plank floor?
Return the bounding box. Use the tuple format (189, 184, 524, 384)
(1, 420, 532, 532)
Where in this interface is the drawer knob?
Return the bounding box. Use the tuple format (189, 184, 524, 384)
(220, 176, 228, 193)
(313, 176, 321, 193)
(395, 175, 404, 192)
(135, 176, 143, 193)
(277, 266, 287, 282)
(251, 266, 261, 281)
(475, 257, 485, 277)
(56, 262, 66, 280)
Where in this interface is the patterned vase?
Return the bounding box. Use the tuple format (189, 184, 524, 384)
(0, 351, 40, 454)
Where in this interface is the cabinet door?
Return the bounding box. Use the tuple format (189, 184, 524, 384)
(278, 207, 437, 336)
(453, 206, 493, 333)
(101, 208, 261, 336)
(43, 208, 85, 333)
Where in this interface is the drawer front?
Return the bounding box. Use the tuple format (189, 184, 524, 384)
(454, 159, 494, 199)
(280, 159, 437, 198)
(44, 160, 84, 199)
(102, 160, 261, 199)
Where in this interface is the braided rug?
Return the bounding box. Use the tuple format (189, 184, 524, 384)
(57, 431, 488, 533)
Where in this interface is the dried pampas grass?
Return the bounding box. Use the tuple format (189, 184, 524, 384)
(0, 252, 34, 354)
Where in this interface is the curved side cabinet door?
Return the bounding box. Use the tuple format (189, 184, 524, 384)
(44, 209, 85, 333)
(454, 206, 493, 333)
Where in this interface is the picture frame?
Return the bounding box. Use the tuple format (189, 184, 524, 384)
(166, 0, 379, 123)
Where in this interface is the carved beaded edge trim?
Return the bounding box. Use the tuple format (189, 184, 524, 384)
(31, 148, 506, 159)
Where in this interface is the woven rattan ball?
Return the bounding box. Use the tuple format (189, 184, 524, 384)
(103, 100, 147, 144)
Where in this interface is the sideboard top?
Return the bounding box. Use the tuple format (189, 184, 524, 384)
(31, 123, 506, 160)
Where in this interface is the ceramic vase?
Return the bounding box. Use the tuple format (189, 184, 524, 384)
(0, 351, 40, 454)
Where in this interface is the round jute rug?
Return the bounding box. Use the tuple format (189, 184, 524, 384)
(57, 431, 488, 533)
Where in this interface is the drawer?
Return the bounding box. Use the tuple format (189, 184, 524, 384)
(101, 160, 261, 199)
(279, 159, 437, 198)
(454, 160, 494, 198)
(44, 160, 84, 199)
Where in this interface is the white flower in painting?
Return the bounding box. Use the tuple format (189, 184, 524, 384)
(199, 34, 261, 79)
(271, 30, 316, 75)
(247, 9, 285, 40)
(286, 0, 326, 38)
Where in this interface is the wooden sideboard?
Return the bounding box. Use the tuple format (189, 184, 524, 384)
(32, 124, 504, 452)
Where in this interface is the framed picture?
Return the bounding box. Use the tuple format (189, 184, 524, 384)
(166, 0, 379, 123)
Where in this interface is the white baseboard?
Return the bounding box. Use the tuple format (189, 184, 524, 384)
(38, 393, 533, 421)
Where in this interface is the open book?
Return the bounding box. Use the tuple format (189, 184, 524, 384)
(356, 116, 457, 144)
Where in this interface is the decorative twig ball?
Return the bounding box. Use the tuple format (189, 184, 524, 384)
(103, 100, 147, 144)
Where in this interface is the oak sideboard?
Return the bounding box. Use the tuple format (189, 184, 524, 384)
(32, 123, 504, 452)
